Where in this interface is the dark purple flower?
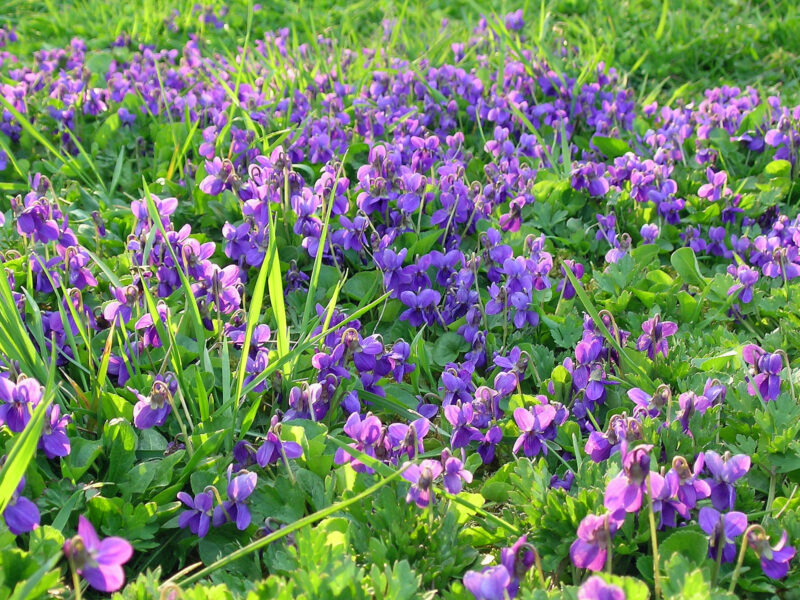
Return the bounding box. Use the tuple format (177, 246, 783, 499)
(650, 471, 689, 529)
(578, 576, 625, 600)
(556, 260, 584, 300)
(727, 265, 758, 304)
(742, 344, 783, 401)
(699, 507, 747, 563)
(256, 428, 303, 467)
(748, 529, 796, 579)
(39, 404, 71, 458)
(399, 289, 441, 327)
(212, 467, 257, 530)
(636, 314, 677, 360)
(704, 450, 750, 510)
(177, 491, 215, 537)
(463, 565, 511, 600)
(63, 515, 133, 592)
(501, 535, 536, 596)
(3, 477, 40, 535)
(478, 426, 503, 464)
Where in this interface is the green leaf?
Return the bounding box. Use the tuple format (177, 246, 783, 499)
(591, 135, 632, 158)
(342, 270, 381, 301)
(431, 331, 470, 366)
(671, 247, 708, 287)
(658, 529, 708, 567)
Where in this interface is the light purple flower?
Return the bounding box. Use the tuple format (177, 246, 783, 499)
(578, 576, 625, 600)
(604, 444, 653, 514)
(570, 511, 624, 571)
(402, 459, 443, 508)
(636, 314, 677, 360)
(0, 376, 43, 432)
(63, 515, 133, 592)
(512, 404, 557, 457)
(463, 565, 511, 600)
(442, 450, 472, 494)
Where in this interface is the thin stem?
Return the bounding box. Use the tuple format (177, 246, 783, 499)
(711, 527, 723, 587)
(763, 467, 777, 526)
(168, 390, 194, 456)
(646, 474, 662, 599)
(68, 555, 83, 600)
(777, 349, 796, 403)
(280, 443, 297, 484)
(729, 524, 763, 593)
(604, 516, 613, 574)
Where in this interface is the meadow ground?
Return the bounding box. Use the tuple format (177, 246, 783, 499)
(1, 1, 800, 599)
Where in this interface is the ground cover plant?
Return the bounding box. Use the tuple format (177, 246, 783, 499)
(2, 1, 800, 598)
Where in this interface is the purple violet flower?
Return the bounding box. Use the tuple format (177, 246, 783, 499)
(177, 490, 215, 537)
(578, 576, 625, 600)
(3, 477, 40, 535)
(704, 450, 751, 510)
(63, 515, 133, 592)
(570, 511, 624, 571)
(604, 444, 653, 514)
(39, 404, 71, 458)
(748, 529, 796, 579)
(512, 404, 557, 457)
(636, 314, 677, 360)
(699, 507, 747, 563)
(0, 375, 42, 432)
(463, 565, 511, 600)
(212, 466, 257, 530)
(402, 459, 443, 508)
(742, 344, 783, 401)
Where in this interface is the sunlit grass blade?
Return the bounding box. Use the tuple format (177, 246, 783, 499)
(173, 463, 410, 587)
(231, 220, 274, 443)
(562, 265, 655, 391)
(0, 343, 55, 514)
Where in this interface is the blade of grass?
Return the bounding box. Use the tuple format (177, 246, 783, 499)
(173, 463, 410, 587)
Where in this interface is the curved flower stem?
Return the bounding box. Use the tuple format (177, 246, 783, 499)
(280, 443, 297, 485)
(763, 467, 777, 526)
(604, 516, 613, 575)
(168, 391, 194, 456)
(67, 554, 83, 600)
(776, 349, 796, 403)
(646, 474, 662, 599)
(711, 528, 723, 587)
(729, 524, 764, 593)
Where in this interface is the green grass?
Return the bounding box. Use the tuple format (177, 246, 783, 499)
(3, 0, 800, 103)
